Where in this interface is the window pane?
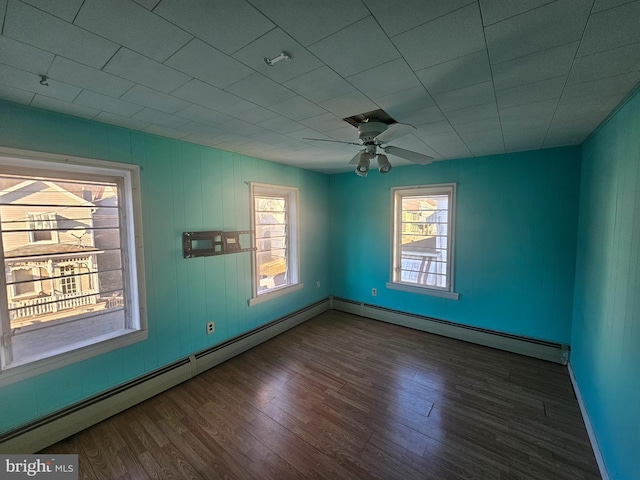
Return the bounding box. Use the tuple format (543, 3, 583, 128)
(0, 171, 134, 368)
(395, 188, 453, 291)
(255, 195, 288, 293)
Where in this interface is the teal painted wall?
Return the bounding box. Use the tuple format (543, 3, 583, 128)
(329, 147, 582, 344)
(0, 101, 331, 434)
(571, 89, 640, 480)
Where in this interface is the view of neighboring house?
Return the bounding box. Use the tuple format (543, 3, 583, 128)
(400, 195, 449, 288)
(254, 195, 288, 291)
(0, 176, 125, 365)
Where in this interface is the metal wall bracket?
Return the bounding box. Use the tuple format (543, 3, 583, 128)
(182, 230, 254, 258)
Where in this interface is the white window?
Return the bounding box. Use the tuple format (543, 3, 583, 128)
(0, 148, 147, 384)
(388, 183, 459, 300)
(249, 183, 302, 306)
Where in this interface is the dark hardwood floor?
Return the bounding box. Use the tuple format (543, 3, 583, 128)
(42, 310, 601, 479)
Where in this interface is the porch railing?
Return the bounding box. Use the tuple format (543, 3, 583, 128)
(9, 290, 99, 320)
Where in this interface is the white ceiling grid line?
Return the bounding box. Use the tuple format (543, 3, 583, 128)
(0, 0, 638, 173)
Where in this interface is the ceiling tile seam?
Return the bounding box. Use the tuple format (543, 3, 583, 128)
(591, 0, 638, 15)
(542, 0, 598, 147)
(453, 6, 503, 157)
(244, 0, 369, 49)
(488, 40, 581, 68)
(386, 1, 477, 39)
(70, 0, 84, 24)
(575, 39, 640, 61)
(1, 0, 7, 35)
(478, 0, 556, 28)
(563, 70, 640, 94)
(495, 74, 568, 94)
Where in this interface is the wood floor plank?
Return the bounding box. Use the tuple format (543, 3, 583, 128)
(41, 311, 601, 479)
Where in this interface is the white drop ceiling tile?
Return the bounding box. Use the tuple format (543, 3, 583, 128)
(578, 1, 640, 57)
(245, 0, 369, 47)
(553, 94, 626, 120)
(427, 136, 473, 159)
(165, 38, 253, 89)
(143, 124, 190, 140)
(568, 42, 640, 85)
(0, 0, 6, 31)
(154, 0, 274, 55)
(499, 99, 558, 121)
(74, 90, 143, 117)
(364, 0, 475, 37)
(374, 86, 435, 118)
(0, 35, 54, 73)
(463, 129, 505, 157)
(300, 112, 349, 132)
(454, 117, 502, 135)
(446, 102, 499, 126)
(21, 0, 83, 22)
(175, 104, 230, 126)
(283, 66, 356, 103)
(560, 72, 640, 105)
(257, 115, 306, 135)
(492, 42, 578, 90)
(132, 108, 190, 129)
(592, 0, 637, 13)
(48, 56, 134, 98)
(249, 130, 290, 144)
(216, 117, 264, 136)
(219, 101, 279, 123)
(415, 121, 458, 140)
(3, 1, 118, 69)
(94, 111, 151, 131)
(0, 63, 81, 102)
(392, 3, 485, 71)
(496, 76, 566, 108)
(501, 115, 551, 137)
(0, 81, 34, 104)
(232, 28, 323, 83)
(120, 85, 190, 114)
(31, 94, 99, 119)
(225, 73, 296, 107)
(103, 49, 191, 94)
(172, 79, 242, 111)
(479, 0, 555, 26)
(133, 0, 161, 10)
(347, 58, 421, 99)
(319, 91, 380, 119)
(268, 96, 326, 121)
(180, 134, 221, 147)
(416, 50, 492, 95)
(287, 128, 331, 142)
(398, 105, 447, 127)
(485, 0, 591, 64)
(309, 16, 400, 77)
(433, 81, 496, 112)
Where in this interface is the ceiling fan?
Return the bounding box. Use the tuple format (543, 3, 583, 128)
(304, 121, 434, 176)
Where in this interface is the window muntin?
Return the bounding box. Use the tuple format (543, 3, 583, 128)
(250, 183, 300, 304)
(0, 151, 146, 379)
(391, 184, 456, 295)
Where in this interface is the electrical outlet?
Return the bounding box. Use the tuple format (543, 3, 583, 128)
(317, 280, 321, 288)
(206, 321, 215, 334)
(372, 288, 377, 296)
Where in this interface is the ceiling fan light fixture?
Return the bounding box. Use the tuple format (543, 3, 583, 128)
(376, 154, 392, 173)
(355, 151, 371, 177)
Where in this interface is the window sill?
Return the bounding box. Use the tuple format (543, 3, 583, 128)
(248, 282, 304, 306)
(386, 282, 460, 300)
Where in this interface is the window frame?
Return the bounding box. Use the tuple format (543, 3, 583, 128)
(0, 147, 147, 386)
(248, 182, 302, 306)
(387, 183, 459, 300)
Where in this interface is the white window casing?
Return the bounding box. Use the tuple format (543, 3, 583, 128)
(388, 183, 459, 300)
(249, 182, 302, 306)
(0, 147, 147, 386)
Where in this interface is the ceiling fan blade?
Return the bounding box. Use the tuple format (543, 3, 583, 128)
(303, 137, 360, 146)
(383, 146, 434, 165)
(348, 150, 364, 165)
(374, 123, 416, 144)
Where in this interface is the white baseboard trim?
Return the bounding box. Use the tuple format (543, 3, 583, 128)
(0, 298, 330, 453)
(568, 363, 609, 480)
(331, 297, 569, 364)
